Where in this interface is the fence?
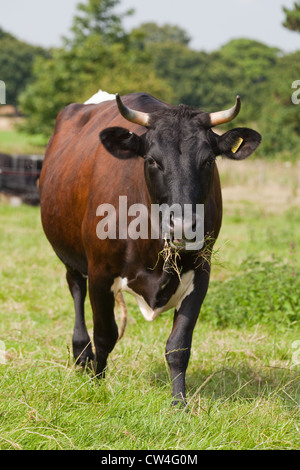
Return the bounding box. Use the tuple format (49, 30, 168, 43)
(0, 153, 44, 205)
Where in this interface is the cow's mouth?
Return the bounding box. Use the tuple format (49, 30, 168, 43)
(170, 238, 185, 248)
(169, 236, 204, 253)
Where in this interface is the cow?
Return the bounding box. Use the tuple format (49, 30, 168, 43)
(39, 92, 261, 405)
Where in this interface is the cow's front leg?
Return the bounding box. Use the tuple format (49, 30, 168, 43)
(165, 265, 210, 406)
(88, 270, 119, 377)
(66, 267, 94, 366)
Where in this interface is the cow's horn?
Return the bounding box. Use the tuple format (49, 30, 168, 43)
(116, 93, 150, 127)
(209, 96, 241, 126)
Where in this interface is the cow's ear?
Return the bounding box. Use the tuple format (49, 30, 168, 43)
(216, 127, 261, 160)
(99, 127, 145, 159)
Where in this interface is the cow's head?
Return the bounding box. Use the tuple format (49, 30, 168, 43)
(100, 94, 261, 250)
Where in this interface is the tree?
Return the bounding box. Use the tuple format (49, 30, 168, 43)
(211, 39, 280, 124)
(283, 1, 300, 32)
(130, 23, 209, 108)
(145, 37, 279, 122)
(127, 31, 280, 122)
(19, 1, 172, 136)
(18, 0, 300, 159)
(65, 0, 133, 45)
(131, 22, 191, 47)
(257, 51, 300, 157)
(0, 27, 48, 107)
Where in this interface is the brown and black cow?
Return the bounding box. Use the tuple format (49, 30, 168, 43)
(40, 92, 261, 405)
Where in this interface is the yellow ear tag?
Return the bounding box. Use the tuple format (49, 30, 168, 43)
(231, 137, 243, 154)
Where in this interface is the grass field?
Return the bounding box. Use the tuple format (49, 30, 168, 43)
(0, 159, 299, 450)
(0, 128, 47, 154)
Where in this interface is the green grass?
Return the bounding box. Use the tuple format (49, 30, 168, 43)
(0, 170, 300, 449)
(0, 129, 47, 154)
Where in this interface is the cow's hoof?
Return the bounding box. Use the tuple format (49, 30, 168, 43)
(74, 345, 95, 368)
(171, 397, 188, 410)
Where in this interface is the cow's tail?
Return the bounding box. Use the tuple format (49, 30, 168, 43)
(116, 292, 127, 341)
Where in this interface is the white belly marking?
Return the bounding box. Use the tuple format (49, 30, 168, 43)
(111, 271, 194, 322)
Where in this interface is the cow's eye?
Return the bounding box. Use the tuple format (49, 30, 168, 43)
(146, 156, 163, 170)
(205, 158, 215, 168)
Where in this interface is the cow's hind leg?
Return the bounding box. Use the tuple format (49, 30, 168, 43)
(88, 271, 119, 377)
(66, 267, 94, 365)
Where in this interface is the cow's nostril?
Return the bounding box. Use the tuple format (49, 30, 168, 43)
(169, 213, 175, 234)
(191, 213, 197, 233)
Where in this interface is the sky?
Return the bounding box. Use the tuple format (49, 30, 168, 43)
(0, 0, 299, 53)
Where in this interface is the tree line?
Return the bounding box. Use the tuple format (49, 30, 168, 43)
(1, 0, 300, 159)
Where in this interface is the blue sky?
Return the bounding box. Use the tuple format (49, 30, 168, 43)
(1, 0, 299, 52)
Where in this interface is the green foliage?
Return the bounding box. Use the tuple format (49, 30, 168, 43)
(131, 22, 191, 46)
(283, 1, 300, 32)
(142, 41, 210, 107)
(0, 27, 48, 106)
(0, 0, 298, 158)
(214, 40, 279, 123)
(18, 0, 173, 136)
(202, 257, 300, 328)
(129, 23, 196, 108)
(65, 0, 133, 45)
(256, 51, 300, 158)
(19, 37, 173, 136)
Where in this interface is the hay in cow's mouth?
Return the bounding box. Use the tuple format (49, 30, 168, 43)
(150, 235, 184, 281)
